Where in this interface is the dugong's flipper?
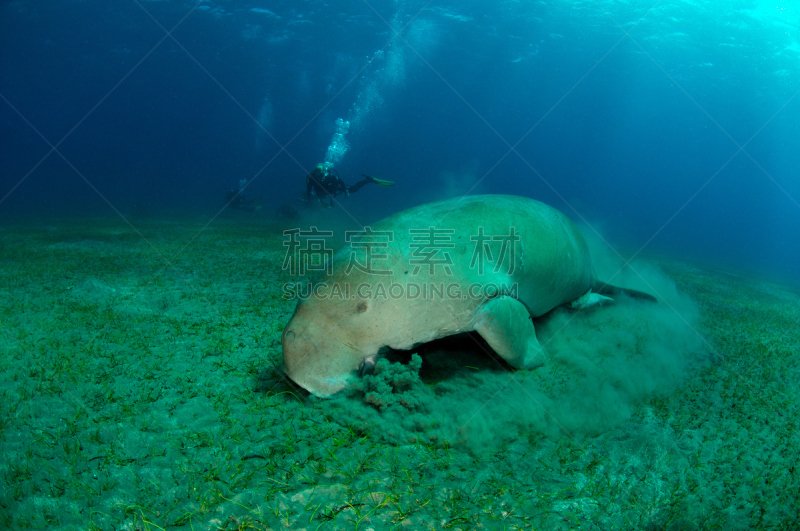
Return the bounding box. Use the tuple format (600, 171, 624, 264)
(472, 296, 545, 369)
(569, 289, 614, 310)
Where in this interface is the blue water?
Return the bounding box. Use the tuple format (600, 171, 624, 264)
(1, 0, 798, 281)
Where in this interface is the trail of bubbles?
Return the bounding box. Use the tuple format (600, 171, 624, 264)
(255, 96, 272, 152)
(323, 4, 419, 168)
(324, 117, 350, 167)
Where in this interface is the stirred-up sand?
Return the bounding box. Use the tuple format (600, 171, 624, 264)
(0, 215, 798, 530)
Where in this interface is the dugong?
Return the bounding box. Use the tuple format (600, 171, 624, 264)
(282, 195, 655, 398)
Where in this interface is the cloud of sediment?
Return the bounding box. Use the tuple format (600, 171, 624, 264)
(323, 225, 710, 450)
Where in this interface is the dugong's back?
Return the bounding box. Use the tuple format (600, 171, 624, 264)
(368, 195, 595, 316)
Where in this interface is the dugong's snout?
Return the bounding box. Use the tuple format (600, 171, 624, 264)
(281, 321, 362, 398)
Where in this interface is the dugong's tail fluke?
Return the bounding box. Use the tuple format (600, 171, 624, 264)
(594, 282, 659, 304)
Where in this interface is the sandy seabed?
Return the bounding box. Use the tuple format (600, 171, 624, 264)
(0, 215, 798, 531)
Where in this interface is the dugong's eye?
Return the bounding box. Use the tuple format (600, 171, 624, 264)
(356, 301, 368, 313)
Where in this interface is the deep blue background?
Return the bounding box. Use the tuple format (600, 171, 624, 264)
(1, 0, 798, 281)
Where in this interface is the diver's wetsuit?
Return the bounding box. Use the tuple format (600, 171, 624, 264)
(305, 167, 372, 207)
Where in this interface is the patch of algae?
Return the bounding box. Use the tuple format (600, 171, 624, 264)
(359, 354, 431, 413)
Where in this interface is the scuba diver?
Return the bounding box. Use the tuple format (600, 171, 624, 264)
(304, 163, 394, 208)
(225, 179, 262, 212)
